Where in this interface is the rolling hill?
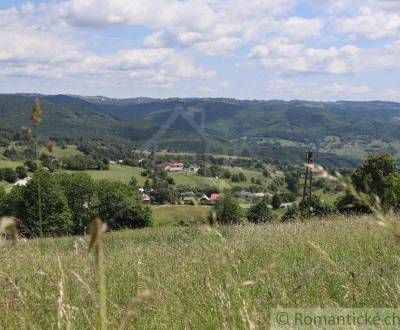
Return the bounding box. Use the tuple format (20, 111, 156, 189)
(2, 94, 400, 167)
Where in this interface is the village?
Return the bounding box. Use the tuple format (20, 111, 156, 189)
(136, 160, 295, 210)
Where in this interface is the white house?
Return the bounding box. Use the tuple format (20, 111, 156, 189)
(187, 164, 200, 173)
(13, 177, 32, 187)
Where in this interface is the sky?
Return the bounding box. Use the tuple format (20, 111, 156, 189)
(1, 0, 400, 101)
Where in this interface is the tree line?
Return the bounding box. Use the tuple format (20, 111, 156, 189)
(0, 171, 151, 236)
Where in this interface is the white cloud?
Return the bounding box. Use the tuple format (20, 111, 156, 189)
(323, 83, 370, 94)
(265, 79, 372, 100)
(56, 0, 299, 55)
(250, 38, 362, 74)
(195, 80, 232, 94)
(334, 7, 400, 40)
(280, 17, 324, 40)
(0, 3, 215, 89)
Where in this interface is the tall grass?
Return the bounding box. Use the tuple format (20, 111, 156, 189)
(1, 216, 400, 328)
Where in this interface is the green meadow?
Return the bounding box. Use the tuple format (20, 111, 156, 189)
(1, 216, 399, 329)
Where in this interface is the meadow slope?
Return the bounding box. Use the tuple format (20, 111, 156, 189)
(1, 216, 400, 329)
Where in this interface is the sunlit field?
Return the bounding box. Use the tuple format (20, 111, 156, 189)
(1, 216, 399, 329)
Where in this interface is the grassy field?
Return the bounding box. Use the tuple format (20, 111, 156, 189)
(81, 164, 262, 189)
(40, 144, 83, 158)
(80, 165, 146, 185)
(151, 205, 211, 226)
(0, 159, 24, 169)
(1, 216, 400, 329)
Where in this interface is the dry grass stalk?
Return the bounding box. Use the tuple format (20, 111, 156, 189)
(89, 218, 108, 330)
(47, 142, 54, 153)
(118, 290, 153, 330)
(31, 97, 41, 127)
(0, 217, 18, 245)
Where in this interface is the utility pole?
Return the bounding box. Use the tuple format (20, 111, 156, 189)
(301, 150, 314, 216)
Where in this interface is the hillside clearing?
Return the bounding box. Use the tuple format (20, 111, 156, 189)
(1, 216, 399, 329)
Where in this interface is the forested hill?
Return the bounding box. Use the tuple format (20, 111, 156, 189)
(2, 93, 400, 167)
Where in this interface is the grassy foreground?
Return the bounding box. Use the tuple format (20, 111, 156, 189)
(1, 216, 400, 329)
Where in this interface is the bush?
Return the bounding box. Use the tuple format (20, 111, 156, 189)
(16, 165, 28, 179)
(0, 168, 17, 183)
(0, 185, 6, 216)
(247, 198, 273, 223)
(212, 193, 242, 224)
(336, 190, 371, 214)
(281, 205, 299, 222)
(299, 196, 335, 217)
(24, 160, 38, 172)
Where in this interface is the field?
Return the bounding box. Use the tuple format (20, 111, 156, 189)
(1, 216, 399, 329)
(151, 205, 211, 226)
(0, 159, 24, 169)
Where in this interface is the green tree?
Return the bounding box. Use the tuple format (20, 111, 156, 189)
(271, 194, 281, 210)
(95, 180, 152, 229)
(247, 198, 273, 223)
(338, 152, 400, 213)
(54, 172, 96, 234)
(213, 193, 242, 224)
(351, 152, 398, 207)
(9, 171, 73, 236)
(285, 172, 299, 193)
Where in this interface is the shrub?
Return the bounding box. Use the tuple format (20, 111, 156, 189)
(281, 205, 299, 222)
(15, 165, 28, 179)
(0, 168, 17, 183)
(299, 195, 335, 217)
(24, 160, 38, 172)
(247, 198, 273, 223)
(336, 190, 371, 214)
(0, 185, 6, 216)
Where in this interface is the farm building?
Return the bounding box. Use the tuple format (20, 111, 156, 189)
(13, 177, 32, 187)
(280, 202, 293, 209)
(159, 162, 184, 172)
(210, 193, 221, 204)
(183, 197, 195, 205)
(199, 194, 210, 205)
(186, 164, 200, 173)
(142, 194, 151, 205)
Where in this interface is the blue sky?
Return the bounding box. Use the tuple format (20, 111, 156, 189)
(1, 0, 400, 101)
